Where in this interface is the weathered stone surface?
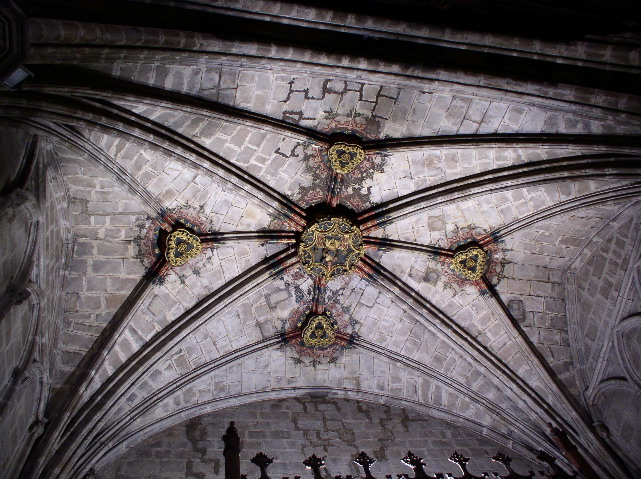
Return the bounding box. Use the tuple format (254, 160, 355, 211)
(2, 3, 641, 478)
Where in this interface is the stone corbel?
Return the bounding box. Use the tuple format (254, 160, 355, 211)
(0, 283, 31, 322)
(0, 187, 37, 216)
(12, 357, 45, 390)
(0, 188, 41, 322)
(592, 421, 610, 440)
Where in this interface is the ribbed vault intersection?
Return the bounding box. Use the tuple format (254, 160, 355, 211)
(1, 2, 641, 478)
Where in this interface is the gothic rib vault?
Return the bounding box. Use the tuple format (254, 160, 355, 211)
(1, 1, 641, 478)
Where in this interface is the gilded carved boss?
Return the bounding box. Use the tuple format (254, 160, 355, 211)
(450, 246, 487, 281)
(299, 217, 365, 280)
(327, 142, 365, 174)
(166, 229, 202, 266)
(302, 314, 337, 348)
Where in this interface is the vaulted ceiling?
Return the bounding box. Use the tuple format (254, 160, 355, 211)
(1, 1, 641, 478)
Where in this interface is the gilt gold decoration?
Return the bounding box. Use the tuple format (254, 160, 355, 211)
(450, 246, 487, 281)
(166, 229, 202, 266)
(302, 314, 337, 348)
(299, 217, 365, 280)
(328, 142, 365, 174)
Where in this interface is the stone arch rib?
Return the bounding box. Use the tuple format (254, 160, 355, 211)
(73, 358, 552, 479)
(485, 184, 641, 242)
(24, 64, 328, 143)
(359, 154, 641, 232)
(14, 119, 164, 217)
(69, 332, 550, 472)
(24, 248, 298, 479)
(355, 255, 624, 478)
(363, 133, 641, 152)
(86, 388, 545, 477)
(0, 92, 307, 225)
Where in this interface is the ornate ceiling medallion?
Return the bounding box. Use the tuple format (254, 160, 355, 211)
(302, 314, 337, 348)
(450, 246, 487, 281)
(299, 217, 365, 280)
(166, 229, 202, 266)
(328, 142, 365, 174)
(282, 304, 353, 365)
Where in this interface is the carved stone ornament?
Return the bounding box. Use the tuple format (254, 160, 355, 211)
(165, 229, 202, 266)
(448, 451, 470, 466)
(302, 314, 338, 348)
(6, 283, 31, 305)
(299, 217, 365, 280)
(303, 453, 325, 479)
(450, 246, 487, 281)
(251, 452, 274, 479)
(354, 451, 377, 479)
(402, 451, 425, 469)
(354, 451, 376, 469)
(328, 142, 365, 174)
(491, 452, 512, 466)
(592, 421, 610, 439)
